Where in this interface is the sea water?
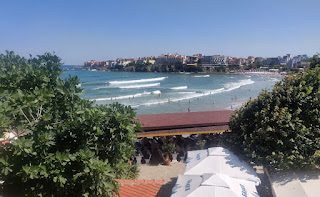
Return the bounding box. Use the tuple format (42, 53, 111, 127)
(61, 69, 282, 114)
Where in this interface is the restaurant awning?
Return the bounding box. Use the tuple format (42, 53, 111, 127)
(136, 110, 232, 137)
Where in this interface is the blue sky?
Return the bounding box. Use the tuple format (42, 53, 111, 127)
(1, 0, 319, 65)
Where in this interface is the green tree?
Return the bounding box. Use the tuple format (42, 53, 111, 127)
(309, 54, 320, 69)
(269, 60, 276, 67)
(214, 66, 226, 72)
(223, 67, 320, 169)
(0, 51, 140, 196)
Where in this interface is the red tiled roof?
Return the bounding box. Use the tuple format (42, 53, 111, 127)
(116, 179, 164, 197)
(137, 110, 232, 131)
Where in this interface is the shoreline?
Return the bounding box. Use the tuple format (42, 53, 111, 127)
(68, 67, 287, 76)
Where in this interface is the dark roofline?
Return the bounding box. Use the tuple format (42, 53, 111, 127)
(137, 110, 232, 132)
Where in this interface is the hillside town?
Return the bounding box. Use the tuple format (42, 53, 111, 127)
(81, 53, 311, 73)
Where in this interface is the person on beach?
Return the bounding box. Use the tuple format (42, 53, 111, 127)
(189, 99, 191, 103)
(168, 98, 170, 104)
(188, 107, 190, 112)
(231, 105, 233, 109)
(178, 100, 180, 105)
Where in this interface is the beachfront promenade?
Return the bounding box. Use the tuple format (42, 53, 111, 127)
(136, 110, 232, 137)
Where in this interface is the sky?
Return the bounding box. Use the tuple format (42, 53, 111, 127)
(1, 0, 320, 65)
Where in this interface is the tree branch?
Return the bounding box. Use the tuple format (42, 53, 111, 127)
(18, 107, 31, 124)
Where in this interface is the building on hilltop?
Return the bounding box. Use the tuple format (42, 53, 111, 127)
(155, 53, 187, 65)
(287, 54, 309, 68)
(186, 54, 203, 64)
(201, 55, 227, 67)
(254, 57, 265, 63)
(116, 58, 135, 67)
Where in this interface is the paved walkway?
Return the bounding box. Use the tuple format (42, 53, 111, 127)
(269, 170, 320, 197)
(137, 162, 186, 197)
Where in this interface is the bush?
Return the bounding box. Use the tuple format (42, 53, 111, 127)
(223, 68, 320, 169)
(196, 140, 206, 150)
(0, 51, 140, 196)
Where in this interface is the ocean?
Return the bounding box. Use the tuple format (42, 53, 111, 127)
(61, 68, 282, 114)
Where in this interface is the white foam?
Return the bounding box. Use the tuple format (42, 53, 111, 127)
(90, 91, 152, 101)
(223, 79, 255, 92)
(93, 86, 108, 90)
(133, 79, 255, 107)
(152, 90, 161, 94)
(194, 75, 210, 78)
(108, 77, 167, 85)
(170, 86, 187, 90)
(119, 83, 160, 89)
(76, 84, 81, 88)
(270, 78, 280, 82)
(177, 91, 196, 94)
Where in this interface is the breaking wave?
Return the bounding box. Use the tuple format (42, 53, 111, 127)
(119, 83, 160, 89)
(108, 77, 167, 85)
(90, 91, 161, 101)
(194, 75, 210, 78)
(170, 86, 187, 90)
(132, 79, 255, 107)
(223, 79, 254, 92)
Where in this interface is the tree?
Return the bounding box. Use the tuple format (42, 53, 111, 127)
(269, 60, 276, 67)
(255, 61, 263, 68)
(309, 54, 320, 69)
(223, 67, 320, 169)
(0, 51, 140, 196)
(185, 65, 203, 72)
(214, 66, 226, 72)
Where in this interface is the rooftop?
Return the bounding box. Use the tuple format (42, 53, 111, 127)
(136, 110, 232, 137)
(116, 179, 164, 197)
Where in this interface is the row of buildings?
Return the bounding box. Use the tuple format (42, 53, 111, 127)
(84, 53, 309, 69)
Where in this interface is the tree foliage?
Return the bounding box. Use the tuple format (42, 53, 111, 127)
(223, 67, 320, 169)
(309, 54, 320, 69)
(0, 51, 140, 196)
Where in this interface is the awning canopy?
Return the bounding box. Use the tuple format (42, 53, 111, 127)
(136, 110, 232, 137)
(184, 147, 261, 185)
(171, 173, 260, 197)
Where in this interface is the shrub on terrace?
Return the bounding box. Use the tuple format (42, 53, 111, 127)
(223, 67, 320, 169)
(0, 51, 140, 196)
